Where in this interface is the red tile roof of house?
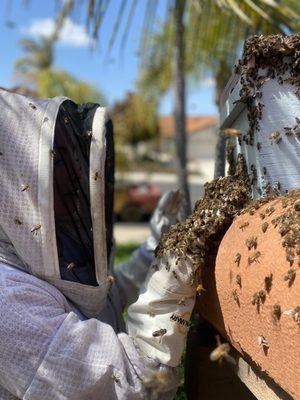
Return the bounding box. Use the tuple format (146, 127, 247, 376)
(158, 115, 218, 138)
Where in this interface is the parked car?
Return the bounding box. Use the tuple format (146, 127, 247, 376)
(115, 181, 161, 222)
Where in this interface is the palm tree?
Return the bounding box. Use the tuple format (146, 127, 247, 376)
(14, 36, 53, 86)
(14, 35, 104, 104)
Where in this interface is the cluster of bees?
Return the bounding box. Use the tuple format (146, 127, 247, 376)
(156, 154, 251, 288)
(231, 190, 300, 325)
(233, 34, 300, 147)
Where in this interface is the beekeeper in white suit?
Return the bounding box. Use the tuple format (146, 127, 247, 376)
(0, 90, 197, 399)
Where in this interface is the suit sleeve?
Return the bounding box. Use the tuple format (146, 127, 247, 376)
(0, 268, 178, 400)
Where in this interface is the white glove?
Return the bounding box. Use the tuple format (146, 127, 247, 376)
(127, 250, 196, 367)
(146, 190, 182, 252)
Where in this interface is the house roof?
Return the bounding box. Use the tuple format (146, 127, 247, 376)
(158, 115, 218, 138)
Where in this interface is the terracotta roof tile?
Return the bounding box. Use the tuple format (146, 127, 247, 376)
(158, 115, 218, 138)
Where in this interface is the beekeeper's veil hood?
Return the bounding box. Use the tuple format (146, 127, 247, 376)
(0, 90, 115, 317)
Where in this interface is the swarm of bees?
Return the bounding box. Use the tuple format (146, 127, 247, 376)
(155, 154, 251, 288)
(234, 34, 300, 148)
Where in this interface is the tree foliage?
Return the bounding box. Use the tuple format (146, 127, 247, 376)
(139, 0, 300, 100)
(111, 92, 159, 147)
(14, 36, 104, 104)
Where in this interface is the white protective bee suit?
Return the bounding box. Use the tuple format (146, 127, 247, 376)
(0, 90, 197, 400)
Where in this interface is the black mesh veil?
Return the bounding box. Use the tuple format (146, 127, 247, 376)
(53, 100, 114, 286)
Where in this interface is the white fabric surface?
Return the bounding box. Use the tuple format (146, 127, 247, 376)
(0, 263, 178, 400)
(127, 253, 196, 367)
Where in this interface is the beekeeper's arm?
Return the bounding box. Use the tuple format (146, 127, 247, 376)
(115, 190, 181, 308)
(0, 247, 196, 399)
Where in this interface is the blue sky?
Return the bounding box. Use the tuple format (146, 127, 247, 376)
(0, 0, 217, 116)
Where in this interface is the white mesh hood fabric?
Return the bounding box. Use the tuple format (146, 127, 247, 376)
(0, 90, 109, 317)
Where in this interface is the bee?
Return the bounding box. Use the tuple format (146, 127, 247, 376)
(252, 290, 266, 306)
(196, 284, 206, 295)
(278, 223, 290, 236)
(261, 222, 269, 233)
(154, 370, 171, 386)
(209, 335, 235, 365)
(28, 102, 37, 110)
(245, 236, 257, 250)
(232, 289, 240, 305)
(107, 275, 115, 289)
(266, 206, 275, 216)
(284, 128, 293, 136)
(248, 251, 261, 265)
(239, 222, 249, 231)
(283, 268, 296, 284)
(178, 297, 186, 306)
(67, 262, 76, 270)
(256, 142, 261, 150)
(85, 130, 93, 137)
(272, 304, 281, 320)
(21, 184, 29, 192)
(152, 328, 167, 343)
(269, 131, 280, 141)
(14, 217, 22, 225)
(234, 253, 241, 267)
(112, 374, 120, 385)
(151, 263, 159, 271)
(294, 199, 300, 212)
(236, 274, 242, 287)
(143, 370, 171, 388)
(292, 307, 300, 324)
(147, 310, 155, 317)
(258, 336, 268, 347)
(31, 224, 41, 234)
(264, 274, 273, 292)
(189, 276, 195, 286)
(259, 212, 266, 220)
(93, 171, 99, 181)
(172, 270, 178, 279)
(283, 307, 300, 324)
(222, 128, 241, 138)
